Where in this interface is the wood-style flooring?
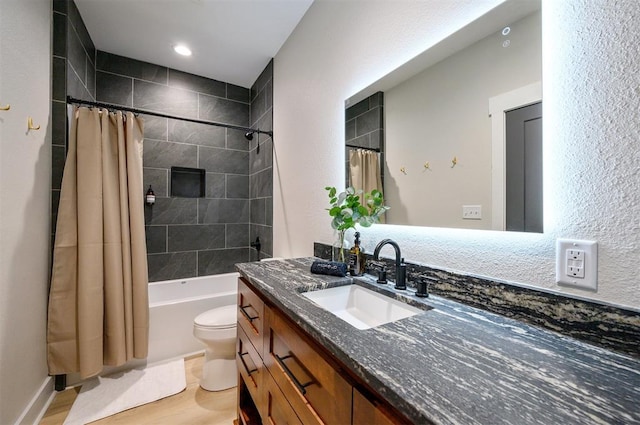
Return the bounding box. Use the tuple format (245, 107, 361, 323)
(40, 355, 237, 425)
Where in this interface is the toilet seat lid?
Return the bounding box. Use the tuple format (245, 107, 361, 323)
(194, 305, 236, 329)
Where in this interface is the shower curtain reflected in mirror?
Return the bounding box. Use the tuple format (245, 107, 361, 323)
(47, 106, 149, 379)
(349, 148, 384, 223)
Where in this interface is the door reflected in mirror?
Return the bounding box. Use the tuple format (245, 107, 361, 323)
(345, 0, 542, 232)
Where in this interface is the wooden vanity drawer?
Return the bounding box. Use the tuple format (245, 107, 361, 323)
(264, 306, 352, 425)
(237, 325, 264, 414)
(353, 388, 402, 425)
(238, 277, 265, 358)
(264, 370, 303, 425)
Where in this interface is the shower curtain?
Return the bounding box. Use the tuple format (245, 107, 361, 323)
(349, 148, 384, 222)
(47, 106, 149, 379)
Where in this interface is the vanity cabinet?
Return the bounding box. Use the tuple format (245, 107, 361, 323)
(353, 388, 398, 425)
(237, 325, 264, 414)
(264, 305, 352, 424)
(238, 278, 265, 358)
(237, 278, 267, 424)
(264, 371, 304, 425)
(236, 277, 406, 425)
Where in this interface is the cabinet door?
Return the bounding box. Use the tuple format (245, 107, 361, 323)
(238, 278, 265, 358)
(264, 371, 303, 425)
(264, 306, 352, 425)
(353, 388, 404, 425)
(237, 325, 265, 417)
(238, 378, 262, 425)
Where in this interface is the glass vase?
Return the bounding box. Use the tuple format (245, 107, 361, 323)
(332, 230, 347, 263)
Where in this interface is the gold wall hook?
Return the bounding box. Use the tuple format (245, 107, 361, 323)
(0, 104, 10, 111)
(27, 117, 41, 131)
(451, 156, 457, 168)
(423, 161, 431, 171)
(400, 167, 407, 175)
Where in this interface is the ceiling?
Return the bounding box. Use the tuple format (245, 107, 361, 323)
(74, 0, 314, 88)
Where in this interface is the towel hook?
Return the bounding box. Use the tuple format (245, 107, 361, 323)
(451, 156, 457, 168)
(400, 167, 407, 175)
(0, 104, 10, 111)
(423, 161, 431, 171)
(27, 117, 41, 131)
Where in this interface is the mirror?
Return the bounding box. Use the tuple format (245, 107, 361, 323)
(345, 0, 541, 232)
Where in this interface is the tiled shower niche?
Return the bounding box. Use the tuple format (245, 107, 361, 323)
(52, 0, 273, 282)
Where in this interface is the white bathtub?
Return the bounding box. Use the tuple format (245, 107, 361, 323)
(147, 272, 238, 363)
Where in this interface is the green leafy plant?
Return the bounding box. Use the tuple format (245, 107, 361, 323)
(325, 186, 389, 261)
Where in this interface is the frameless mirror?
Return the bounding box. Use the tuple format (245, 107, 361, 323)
(345, 0, 542, 232)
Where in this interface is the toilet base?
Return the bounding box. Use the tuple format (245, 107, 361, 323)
(200, 347, 237, 391)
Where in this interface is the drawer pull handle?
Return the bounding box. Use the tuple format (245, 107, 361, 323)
(274, 354, 314, 395)
(239, 304, 258, 322)
(238, 351, 258, 375)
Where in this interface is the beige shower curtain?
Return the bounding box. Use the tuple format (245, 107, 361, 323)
(47, 106, 149, 379)
(349, 149, 384, 222)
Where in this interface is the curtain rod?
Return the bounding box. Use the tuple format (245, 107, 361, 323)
(66, 96, 273, 138)
(346, 144, 381, 152)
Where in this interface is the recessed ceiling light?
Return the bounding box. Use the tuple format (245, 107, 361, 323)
(173, 45, 192, 56)
(502, 26, 511, 36)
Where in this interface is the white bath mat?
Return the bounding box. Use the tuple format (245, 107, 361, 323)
(63, 358, 186, 424)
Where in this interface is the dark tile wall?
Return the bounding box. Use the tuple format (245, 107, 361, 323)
(344, 92, 384, 189)
(51, 0, 96, 249)
(51, 1, 274, 282)
(249, 60, 274, 261)
(94, 51, 254, 281)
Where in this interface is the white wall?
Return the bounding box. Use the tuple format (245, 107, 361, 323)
(385, 11, 541, 229)
(0, 0, 52, 423)
(273, 0, 640, 309)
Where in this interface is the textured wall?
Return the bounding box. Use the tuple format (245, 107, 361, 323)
(273, 0, 640, 308)
(0, 0, 52, 422)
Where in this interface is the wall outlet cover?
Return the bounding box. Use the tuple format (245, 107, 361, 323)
(462, 205, 482, 220)
(556, 239, 598, 291)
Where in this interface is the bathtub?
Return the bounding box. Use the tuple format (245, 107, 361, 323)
(147, 272, 238, 363)
(65, 272, 239, 386)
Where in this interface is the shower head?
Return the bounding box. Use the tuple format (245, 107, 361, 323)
(244, 131, 254, 141)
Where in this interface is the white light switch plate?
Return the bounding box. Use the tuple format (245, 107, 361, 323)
(462, 205, 482, 220)
(556, 239, 598, 291)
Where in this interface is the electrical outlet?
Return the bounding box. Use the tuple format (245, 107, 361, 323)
(462, 205, 482, 220)
(556, 239, 597, 291)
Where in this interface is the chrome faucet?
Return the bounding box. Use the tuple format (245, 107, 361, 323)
(373, 239, 407, 290)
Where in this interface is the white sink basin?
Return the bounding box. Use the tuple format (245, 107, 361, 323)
(302, 285, 424, 330)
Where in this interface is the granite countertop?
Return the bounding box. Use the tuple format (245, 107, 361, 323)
(236, 258, 640, 425)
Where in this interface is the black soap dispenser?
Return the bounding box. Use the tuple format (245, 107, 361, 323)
(348, 232, 365, 276)
(145, 185, 156, 206)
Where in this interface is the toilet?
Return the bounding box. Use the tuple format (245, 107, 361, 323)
(193, 305, 238, 391)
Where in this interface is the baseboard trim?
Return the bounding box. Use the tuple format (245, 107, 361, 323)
(16, 376, 54, 425)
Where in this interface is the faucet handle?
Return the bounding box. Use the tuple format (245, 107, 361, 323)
(395, 262, 407, 290)
(413, 274, 437, 298)
(367, 260, 388, 284)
